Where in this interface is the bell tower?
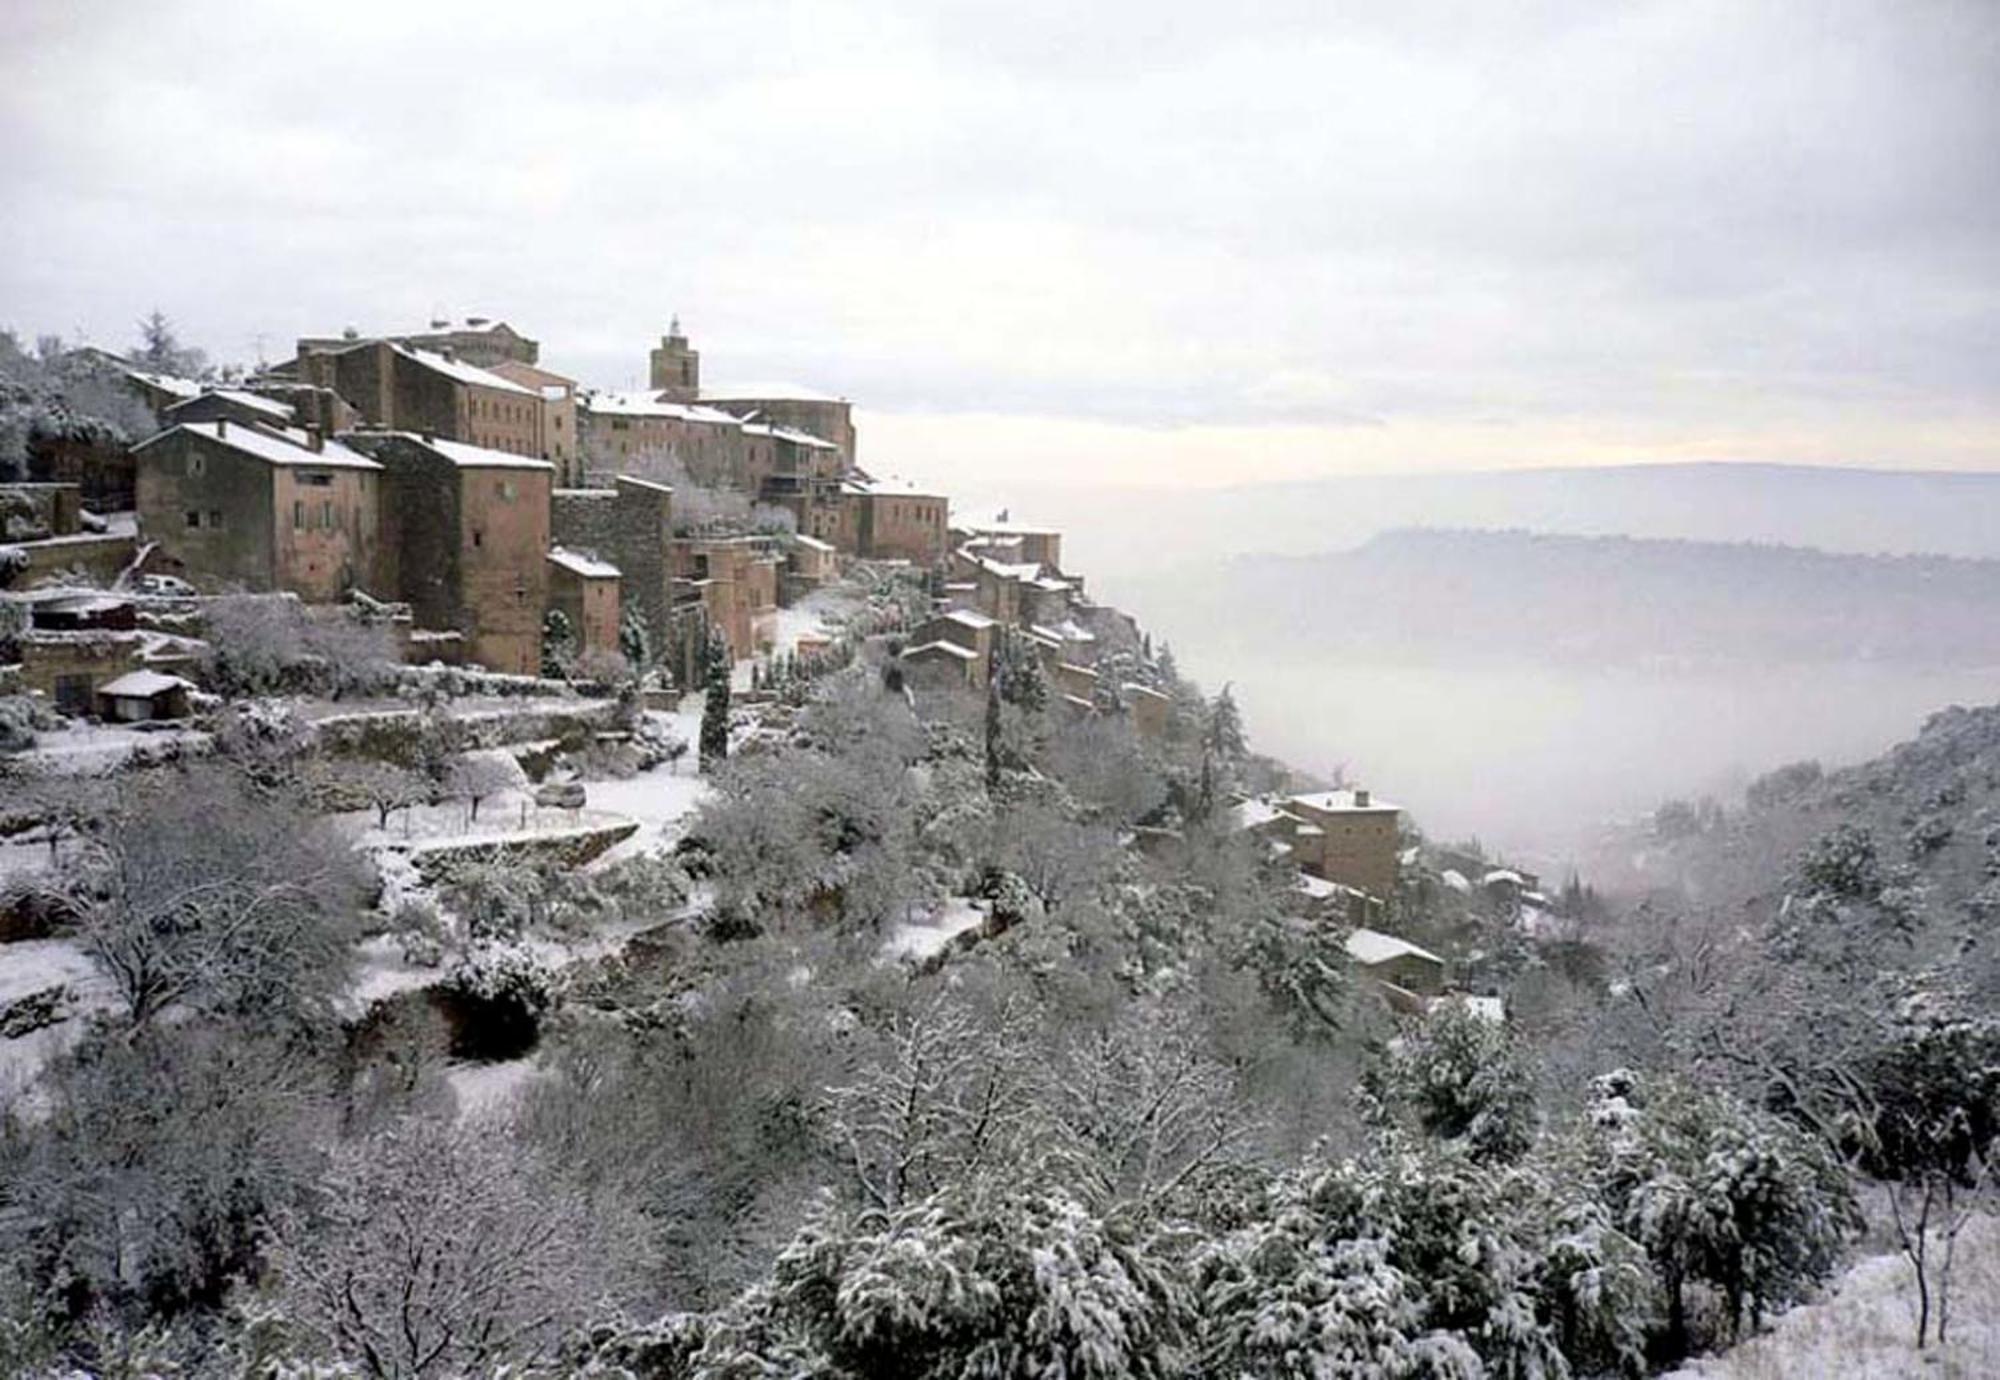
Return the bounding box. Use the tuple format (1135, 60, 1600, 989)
(648, 315, 701, 402)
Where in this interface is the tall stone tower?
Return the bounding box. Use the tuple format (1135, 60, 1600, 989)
(648, 316, 700, 402)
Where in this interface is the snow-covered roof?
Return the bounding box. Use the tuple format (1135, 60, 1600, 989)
(1122, 682, 1170, 703)
(402, 434, 554, 472)
(392, 345, 536, 396)
(702, 381, 845, 404)
(943, 609, 998, 630)
(97, 669, 193, 698)
(1228, 797, 1291, 832)
(1344, 928, 1443, 968)
(1481, 868, 1526, 887)
(585, 391, 743, 425)
(124, 369, 203, 400)
(904, 639, 979, 662)
(1290, 789, 1401, 814)
(139, 421, 381, 471)
(165, 388, 295, 423)
(547, 547, 620, 579)
(741, 421, 841, 450)
(792, 534, 836, 553)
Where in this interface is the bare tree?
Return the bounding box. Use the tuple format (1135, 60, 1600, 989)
(68, 766, 364, 1030)
(444, 750, 522, 825)
(269, 1117, 628, 1377)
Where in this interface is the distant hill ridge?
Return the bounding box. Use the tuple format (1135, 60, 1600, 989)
(1003, 461, 2000, 585)
(1138, 526, 2000, 669)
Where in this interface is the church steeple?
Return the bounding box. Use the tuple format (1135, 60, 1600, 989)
(649, 315, 700, 402)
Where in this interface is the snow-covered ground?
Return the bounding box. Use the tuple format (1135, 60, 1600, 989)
(15, 722, 212, 774)
(883, 897, 989, 961)
(579, 767, 712, 869)
(0, 937, 115, 1107)
(446, 1054, 546, 1121)
(1664, 1214, 2000, 1380)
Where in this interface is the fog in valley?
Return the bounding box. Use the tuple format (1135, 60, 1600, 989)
(980, 463, 2000, 866)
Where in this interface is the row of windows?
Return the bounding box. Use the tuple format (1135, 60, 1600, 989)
(184, 509, 223, 530)
(293, 498, 349, 532)
(469, 395, 536, 427)
(884, 500, 942, 525)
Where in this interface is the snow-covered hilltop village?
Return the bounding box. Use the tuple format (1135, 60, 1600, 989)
(3, 317, 1997, 1377)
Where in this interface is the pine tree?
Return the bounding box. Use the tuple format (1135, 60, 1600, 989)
(984, 675, 1003, 793)
(540, 609, 574, 679)
(1204, 684, 1246, 760)
(618, 609, 650, 673)
(700, 630, 732, 769)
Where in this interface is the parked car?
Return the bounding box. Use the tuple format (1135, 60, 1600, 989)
(136, 573, 196, 597)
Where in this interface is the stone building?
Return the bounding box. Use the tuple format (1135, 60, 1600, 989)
(550, 476, 675, 654)
(15, 594, 204, 715)
(347, 433, 553, 676)
(577, 392, 746, 487)
(290, 340, 543, 457)
(703, 382, 856, 464)
(955, 516, 1063, 573)
(547, 548, 622, 661)
(848, 478, 949, 565)
(489, 359, 581, 484)
(905, 609, 999, 687)
(1285, 788, 1403, 901)
(297, 318, 538, 370)
(161, 389, 297, 432)
(133, 420, 383, 602)
(673, 535, 778, 661)
(648, 318, 701, 403)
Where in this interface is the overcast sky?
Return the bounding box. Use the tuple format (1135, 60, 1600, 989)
(2, 0, 1994, 488)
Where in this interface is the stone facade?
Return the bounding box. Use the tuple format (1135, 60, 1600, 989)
(349, 434, 553, 676)
(1285, 789, 1402, 901)
(547, 550, 622, 659)
(489, 359, 581, 484)
(133, 421, 383, 601)
(294, 340, 543, 458)
(550, 477, 675, 655)
(703, 389, 856, 463)
(298, 318, 538, 370)
(674, 536, 778, 661)
(161, 389, 297, 432)
(852, 484, 949, 565)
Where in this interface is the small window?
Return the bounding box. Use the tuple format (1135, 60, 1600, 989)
(472, 528, 483, 548)
(185, 509, 201, 529)
(320, 499, 333, 528)
(293, 500, 305, 529)
(207, 509, 223, 530)
(188, 453, 206, 477)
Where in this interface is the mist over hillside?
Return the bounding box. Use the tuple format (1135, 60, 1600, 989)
(964, 463, 2000, 585)
(1108, 528, 2000, 862)
(1131, 529, 2000, 670)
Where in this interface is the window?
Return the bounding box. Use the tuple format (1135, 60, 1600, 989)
(320, 499, 333, 529)
(298, 472, 333, 487)
(293, 500, 305, 529)
(188, 453, 206, 477)
(471, 528, 483, 549)
(185, 509, 201, 529)
(207, 509, 223, 530)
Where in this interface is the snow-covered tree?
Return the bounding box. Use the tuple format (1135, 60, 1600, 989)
(700, 628, 731, 769)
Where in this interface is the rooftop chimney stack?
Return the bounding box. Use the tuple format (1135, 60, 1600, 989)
(305, 424, 323, 453)
(216, 417, 227, 438)
(1354, 789, 1370, 807)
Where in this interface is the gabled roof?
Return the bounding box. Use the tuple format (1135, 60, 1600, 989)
(1290, 789, 1401, 814)
(1344, 928, 1442, 968)
(583, 391, 743, 425)
(123, 369, 204, 401)
(98, 669, 194, 698)
(903, 639, 979, 662)
(395, 434, 554, 473)
(136, 421, 381, 471)
(391, 344, 536, 396)
(163, 388, 296, 424)
(741, 421, 841, 450)
(941, 609, 998, 630)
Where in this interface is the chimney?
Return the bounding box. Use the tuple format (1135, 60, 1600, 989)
(305, 424, 323, 453)
(216, 417, 227, 438)
(1353, 789, 1370, 807)
(421, 430, 435, 445)
(430, 318, 449, 330)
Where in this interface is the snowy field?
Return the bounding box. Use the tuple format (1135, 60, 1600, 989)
(883, 897, 989, 961)
(1666, 1214, 2000, 1380)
